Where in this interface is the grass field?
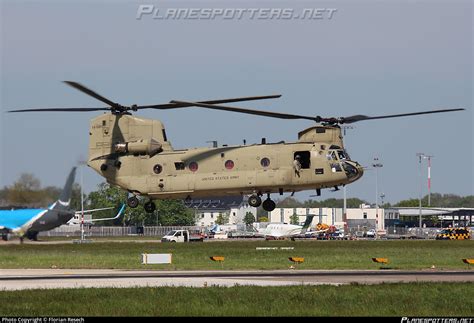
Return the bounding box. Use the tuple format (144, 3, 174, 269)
(0, 283, 472, 316)
(0, 240, 473, 270)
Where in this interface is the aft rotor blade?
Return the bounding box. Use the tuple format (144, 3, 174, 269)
(169, 100, 319, 122)
(8, 107, 110, 113)
(63, 81, 118, 108)
(139, 94, 282, 110)
(341, 108, 465, 124)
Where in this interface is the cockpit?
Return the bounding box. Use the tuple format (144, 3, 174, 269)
(327, 146, 351, 162)
(326, 146, 362, 181)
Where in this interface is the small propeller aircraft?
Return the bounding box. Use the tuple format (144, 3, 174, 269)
(8, 82, 464, 213)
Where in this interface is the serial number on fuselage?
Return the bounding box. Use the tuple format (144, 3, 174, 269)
(201, 175, 240, 181)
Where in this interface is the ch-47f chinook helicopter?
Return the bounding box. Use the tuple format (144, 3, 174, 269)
(9, 82, 464, 213)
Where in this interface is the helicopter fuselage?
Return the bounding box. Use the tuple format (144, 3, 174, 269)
(8, 80, 462, 211)
(87, 114, 364, 200)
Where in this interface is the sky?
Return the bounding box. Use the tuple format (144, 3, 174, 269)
(0, 0, 472, 205)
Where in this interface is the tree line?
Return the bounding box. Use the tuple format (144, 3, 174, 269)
(0, 173, 195, 226)
(272, 194, 474, 209)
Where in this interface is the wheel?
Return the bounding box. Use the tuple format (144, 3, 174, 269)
(262, 199, 276, 212)
(248, 195, 262, 207)
(144, 201, 156, 213)
(127, 196, 139, 208)
(26, 231, 38, 241)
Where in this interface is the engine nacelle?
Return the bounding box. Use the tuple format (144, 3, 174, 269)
(114, 138, 162, 156)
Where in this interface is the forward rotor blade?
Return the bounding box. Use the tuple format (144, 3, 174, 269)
(169, 100, 319, 122)
(63, 81, 118, 108)
(341, 108, 465, 124)
(8, 107, 110, 113)
(139, 94, 282, 110)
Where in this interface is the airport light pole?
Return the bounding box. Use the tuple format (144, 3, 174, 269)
(341, 125, 354, 234)
(372, 157, 383, 238)
(80, 162, 85, 242)
(423, 155, 434, 206)
(416, 153, 425, 229)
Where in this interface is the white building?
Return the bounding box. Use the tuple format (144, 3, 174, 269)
(186, 196, 257, 227)
(268, 205, 385, 230)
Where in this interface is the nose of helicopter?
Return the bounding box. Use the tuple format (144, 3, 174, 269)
(342, 160, 364, 182)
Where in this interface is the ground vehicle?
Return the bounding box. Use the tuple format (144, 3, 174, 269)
(161, 229, 204, 242)
(366, 229, 376, 238)
(435, 228, 471, 240)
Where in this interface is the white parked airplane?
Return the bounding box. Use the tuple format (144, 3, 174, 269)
(259, 215, 328, 240)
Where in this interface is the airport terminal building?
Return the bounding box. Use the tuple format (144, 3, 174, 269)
(267, 205, 384, 231)
(267, 206, 473, 231)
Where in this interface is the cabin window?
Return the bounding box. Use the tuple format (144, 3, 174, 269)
(294, 151, 310, 169)
(260, 157, 270, 168)
(175, 162, 185, 170)
(363, 212, 367, 219)
(153, 164, 163, 174)
(225, 160, 234, 170)
(188, 162, 199, 172)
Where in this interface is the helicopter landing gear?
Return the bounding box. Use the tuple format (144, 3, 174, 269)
(248, 194, 262, 208)
(144, 201, 156, 213)
(262, 199, 276, 212)
(127, 196, 139, 208)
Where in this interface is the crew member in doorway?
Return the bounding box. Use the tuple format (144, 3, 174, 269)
(293, 155, 302, 177)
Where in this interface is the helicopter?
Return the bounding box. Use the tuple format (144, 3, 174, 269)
(8, 81, 464, 213)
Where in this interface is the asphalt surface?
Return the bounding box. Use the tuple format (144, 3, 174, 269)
(1, 269, 473, 290)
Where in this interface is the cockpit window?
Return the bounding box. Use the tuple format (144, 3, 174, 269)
(327, 151, 338, 161)
(328, 150, 350, 161)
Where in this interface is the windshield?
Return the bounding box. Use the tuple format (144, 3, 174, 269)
(337, 150, 347, 160)
(167, 230, 177, 236)
(327, 149, 351, 161)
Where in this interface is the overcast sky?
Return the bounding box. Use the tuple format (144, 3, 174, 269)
(1, 0, 472, 204)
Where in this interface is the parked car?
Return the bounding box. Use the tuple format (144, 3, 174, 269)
(366, 229, 376, 238)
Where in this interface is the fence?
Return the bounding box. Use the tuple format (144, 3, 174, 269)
(39, 225, 206, 238)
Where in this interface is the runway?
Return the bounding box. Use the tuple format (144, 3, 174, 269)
(1, 269, 473, 290)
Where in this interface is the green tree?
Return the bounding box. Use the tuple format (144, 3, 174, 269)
(275, 197, 303, 208)
(243, 211, 255, 228)
(7, 173, 44, 207)
(290, 213, 299, 225)
(215, 212, 229, 225)
(154, 199, 195, 226)
(86, 183, 131, 225)
(395, 198, 425, 207)
(86, 183, 196, 226)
